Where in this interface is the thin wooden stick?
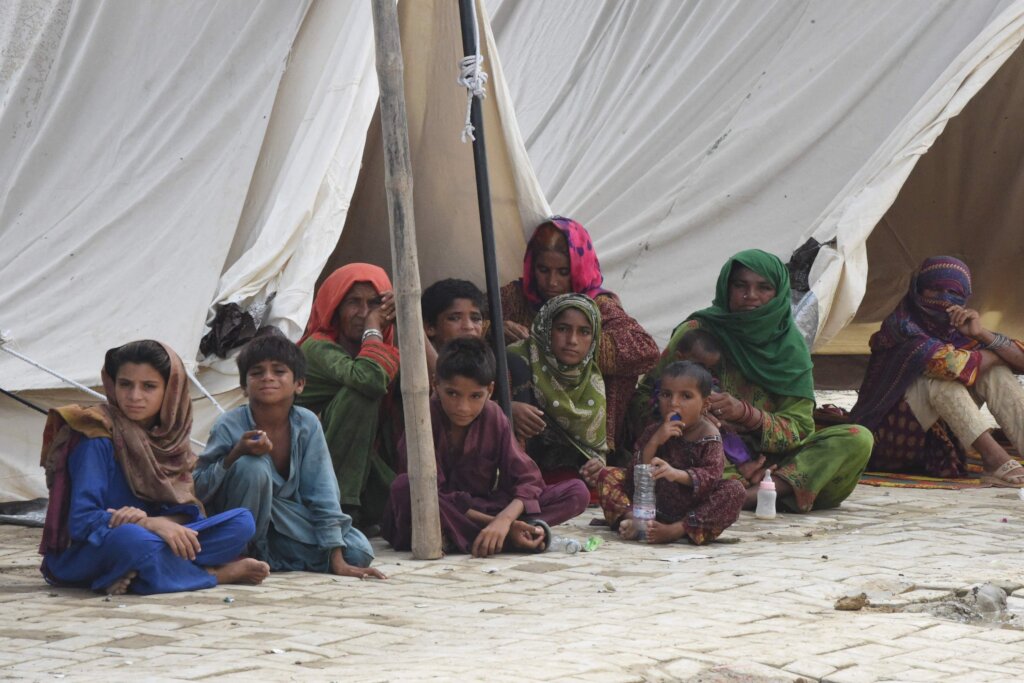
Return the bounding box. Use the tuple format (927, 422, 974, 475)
(370, 0, 442, 560)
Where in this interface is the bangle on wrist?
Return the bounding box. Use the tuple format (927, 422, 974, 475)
(985, 332, 1011, 350)
(361, 328, 383, 343)
(738, 401, 761, 431)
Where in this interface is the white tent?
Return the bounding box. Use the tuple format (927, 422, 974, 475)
(487, 0, 1024, 351)
(0, 0, 546, 501)
(3, 0, 1024, 501)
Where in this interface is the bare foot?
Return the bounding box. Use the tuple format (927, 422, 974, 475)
(209, 558, 270, 586)
(736, 455, 767, 482)
(742, 485, 759, 510)
(505, 520, 546, 552)
(618, 518, 641, 541)
(105, 570, 137, 595)
(645, 521, 686, 544)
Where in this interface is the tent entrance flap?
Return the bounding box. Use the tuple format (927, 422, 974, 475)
(821, 42, 1024, 355)
(324, 0, 538, 291)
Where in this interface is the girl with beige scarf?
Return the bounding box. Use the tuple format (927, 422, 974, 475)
(40, 340, 269, 594)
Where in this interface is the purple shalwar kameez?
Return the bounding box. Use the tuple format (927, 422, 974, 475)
(382, 398, 589, 552)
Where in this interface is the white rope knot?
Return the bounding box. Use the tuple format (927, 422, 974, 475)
(458, 53, 488, 142)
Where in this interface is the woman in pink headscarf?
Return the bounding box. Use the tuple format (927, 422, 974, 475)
(500, 217, 659, 472)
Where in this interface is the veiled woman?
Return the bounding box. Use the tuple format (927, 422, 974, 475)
(851, 256, 1024, 485)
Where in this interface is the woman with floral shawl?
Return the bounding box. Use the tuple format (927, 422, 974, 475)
(296, 263, 402, 529)
(501, 217, 659, 459)
(629, 250, 873, 512)
(851, 256, 1024, 485)
(507, 294, 609, 483)
(40, 340, 267, 595)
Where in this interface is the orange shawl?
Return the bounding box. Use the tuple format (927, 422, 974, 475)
(300, 263, 394, 346)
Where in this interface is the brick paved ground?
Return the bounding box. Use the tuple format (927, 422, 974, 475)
(1, 485, 1023, 682)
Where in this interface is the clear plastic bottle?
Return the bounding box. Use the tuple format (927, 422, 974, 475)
(548, 536, 582, 554)
(632, 463, 657, 540)
(755, 470, 777, 519)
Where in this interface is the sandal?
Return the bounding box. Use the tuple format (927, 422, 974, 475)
(981, 459, 1024, 488)
(525, 519, 552, 553)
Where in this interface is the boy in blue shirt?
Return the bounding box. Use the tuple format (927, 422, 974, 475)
(194, 332, 385, 579)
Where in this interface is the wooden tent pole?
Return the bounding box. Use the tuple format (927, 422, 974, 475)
(370, 0, 442, 560)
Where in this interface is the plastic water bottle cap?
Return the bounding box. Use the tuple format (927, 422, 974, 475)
(759, 471, 776, 491)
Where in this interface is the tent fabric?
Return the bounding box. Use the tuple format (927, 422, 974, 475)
(823, 42, 1024, 352)
(0, 0, 549, 500)
(324, 0, 549, 288)
(0, 0, 312, 389)
(486, 0, 1024, 350)
(202, 0, 380, 346)
(3, 0, 1023, 503)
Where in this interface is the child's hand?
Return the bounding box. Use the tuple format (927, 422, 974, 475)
(107, 506, 147, 528)
(649, 457, 680, 482)
(511, 401, 546, 441)
(580, 457, 604, 487)
(141, 517, 201, 560)
(652, 411, 685, 446)
(503, 320, 531, 343)
(237, 430, 273, 456)
(472, 517, 513, 557)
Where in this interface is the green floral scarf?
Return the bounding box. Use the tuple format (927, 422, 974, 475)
(508, 293, 608, 460)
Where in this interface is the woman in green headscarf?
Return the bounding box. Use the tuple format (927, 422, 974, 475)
(628, 249, 873, 512)
(507, 294, 608, 485)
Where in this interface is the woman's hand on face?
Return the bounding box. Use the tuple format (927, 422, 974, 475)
(365, 291, 395, 334)
(107, 506, 147, 528)
(142, 516, 201, 560)
(511, 401, 546, 441)
(946, 305, 984, 339)
(503, 320, 530, 343)
(707, 392, 744, 423)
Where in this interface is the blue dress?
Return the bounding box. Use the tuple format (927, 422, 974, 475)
(42, 437, 255, 595)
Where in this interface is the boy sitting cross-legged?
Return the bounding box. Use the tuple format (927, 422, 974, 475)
(382, 337, 590, 557)
(194, 331, 386, 579)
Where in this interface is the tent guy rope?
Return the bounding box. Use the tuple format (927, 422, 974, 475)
(0, 332, 207, 448)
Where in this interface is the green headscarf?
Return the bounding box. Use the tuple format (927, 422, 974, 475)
(680, 249, 814, 400)
(507, 293, 608, 460)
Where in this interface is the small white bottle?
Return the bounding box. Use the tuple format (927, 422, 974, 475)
(755, 470, 777, 519)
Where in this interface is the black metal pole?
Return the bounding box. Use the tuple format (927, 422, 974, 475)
(457, 0, 511, 419)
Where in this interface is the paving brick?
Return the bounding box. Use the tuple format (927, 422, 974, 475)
(2, 486, 1024, 680)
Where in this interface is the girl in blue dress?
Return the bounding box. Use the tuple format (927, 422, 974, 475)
(40, 340, 269, 595)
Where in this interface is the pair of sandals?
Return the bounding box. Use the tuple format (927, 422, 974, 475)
(982, 459, 1024, 488)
